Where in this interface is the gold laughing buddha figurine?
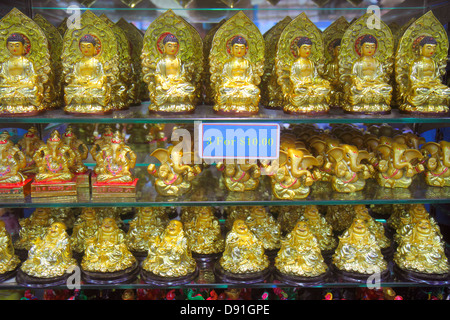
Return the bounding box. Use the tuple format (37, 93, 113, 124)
(209, 11, 264, 116)
(70, 207, 101, 256)
(62, 11, 119, 114)
(141, 10, 202, 114)
(244, 206, 281, 253)
(14, 208, 52, 252)
(339, 13, 394, 114)
(302, 205, 337, 254)
(275, 13, 331, 114)
(396, 11, 450, 115)
(0, 9, 51, 116)
(0, 220, 21, 280)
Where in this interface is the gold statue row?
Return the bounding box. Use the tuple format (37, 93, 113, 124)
(0, 9, 448, 117)
(1, 203, 448, 285)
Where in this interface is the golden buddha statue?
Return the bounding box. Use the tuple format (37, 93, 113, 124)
(141, 220, 197, 279)
(339, 13, 394, 114)
(218, 219, 269, 275)
(396, 12, 450, 114)
(394, 218, 449, 277)
(0, 220, 21, 279)
(244, 206, 281, 252)
(19, 222, 77, 279)
(14, 207, 53, 252)
(184, 207, 225, 256)
(62, 126, 88, 174)
(81, 217, 137, 273)
(210, 11, 264, 115)
(302, 205, 337, 253)
(274, 205, 305, 235)
(0, 8, 51, 115)
(325, 205, 356, 233)
(332, 218, 388, 277)
(224, 206, 252, 231)
(17, 127, 44, 175)
(0, 131, 27, 184)
(93, 131, 136, 183)
(125, 207, 169, 256)
(62, 11, 119, 114)
(141, 10, 202, 114)
(421, 141, 450, 187)
(33, 130, 75, 183)
(70, 207, 101, 255)
(275, 221, 328, 280)
(217, 160, 261, 192)
(353, 204, 391, 251)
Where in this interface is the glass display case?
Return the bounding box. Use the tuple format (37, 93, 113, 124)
(0, 0, 449, 301)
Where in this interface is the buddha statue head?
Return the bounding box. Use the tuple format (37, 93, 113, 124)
(162, 33, 179, 56)
(166, 220, 183, 237)
(296, 37, 312, 59)
(415, 218, 433, 237)
(350, 218, 369, 236)
(293, 220, 310, 239)
(304, 205, 320, 219)
(230, 36, 247, 58)
(32, 208, 52, 225)
(6, 33, 26, 57)
(99, 217, 117, 237)
(79, 34, 97, 58)
(331, 38, 341, 59)
(232, 219, 250, 236)
(359, 34, 377, 57)
(46, 222, 67, 241)
(418, 36, 437, 58)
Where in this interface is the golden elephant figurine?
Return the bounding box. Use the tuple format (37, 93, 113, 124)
(216, 160, 261, 192)
(421, 141, 450, 187)
(374, 142, 424, 188)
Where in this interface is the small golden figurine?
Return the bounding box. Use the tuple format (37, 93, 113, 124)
(394, 218, 449, 280)
(274, 221, 328, 284)
(421, 141, 450, 187)
(274, 205, 305, 234)
(141, 220, 197, 285)
(209, 11, 264, 115)
(62, 126, 89, 175)
(396, 11, 450, 114)
(0, 8, 50, 116)
(0, 220, 21, 282)
(215, 219, 270, 283)
(224, 206, 252, 231)
(276, 13, 331, 114)
(374, 141, 424, 188)
(81, 218, 138, 284)
(141, 10, 203, 114)
(302, 205, 337, 255)
(62, 10, 118, 114)
(339, 13, 394, 114)
(17, 222, 77, 286)
(309, 136, 341, 183)
(353, 204, 391, 253)
(70, 207, 101, 258)
(125, 207, 169, 258)
(244, 206, 281, 255)
(184, 207, 225, 259)
(216, 160, 261, 192)
(332, 218, 388, 280)
(14, 208, 53, 254)
(17, 127, 44, 176)
(148, 146, 201, 197)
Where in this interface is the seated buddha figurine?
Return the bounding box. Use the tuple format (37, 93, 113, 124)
(217, 219, 270, 280)
(325, 204, 355, 233)
(302, 205, 337, 254)
(184, 207, 225, 258)
(0, 131, 27, 184)
(19, 222, 77, 281)
(323, 39, 344, 107)
(81, 218, 137, 278)
(141, 220, 197, 282)
(215, 36, 261, 115)
(344, 35, 392, 114)
(0, 220, 21, 281)
(244, 206, 281, 254)
(284, 37, 331, 114)
(14, 207, 53, 252)
(93, 131, 136, 183)
(353, 204, 391, 253)
(70, 207, 101, 256)
(17, 126, 44, 175)
(125, 207, 169, 257)
(32, 130, 76, 182)
(0, 33, 42, 115)
(150, 34, 196, 114)
(274, 221, 328, 282)
(64, 34, 112, 114)
(400, 36, 450, 114)
(275, 205, 305, 235)
(394, 218, 449, 279)
(332, 218, 388, 279)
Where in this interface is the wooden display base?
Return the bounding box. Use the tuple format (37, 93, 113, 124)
(265, 249, 279, 262)
(213, 260, 271, 284)
(330, 264, 391, 283)
(15, 269, 71, 288)
(0, 266, 19, 283)
(140, 267, 198, 286)
(92, 178, 138, 199)
(393, 264, 450, 284)
(130, 250, 148, 264)
(273, 267, 330, 286)
(14, 249, 28, 262)
(31, 178, 77, 198)
(81, 261, 139, 284)
(192, 252, 222, 264)
(0, 178, 32, 199)
(75, 170, 91, 188)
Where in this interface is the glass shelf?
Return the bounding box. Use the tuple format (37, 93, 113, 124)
(3, 167, 450, 208)
(1, 104, 449, 125)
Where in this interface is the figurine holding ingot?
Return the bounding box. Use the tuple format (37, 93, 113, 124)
(339, 13, 394, 114)
(0, 8, 51, 116)
(209, 11, 264, 116)
(62, 10, 119, 114)
(141, 10, 202, 114)
(396, 11, 450, 115)
(276, 13, 331, 114)
(0, 220, 21, 283)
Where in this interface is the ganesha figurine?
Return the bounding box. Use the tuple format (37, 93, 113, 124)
(62, 126, 90, 187)
(0, 221, 21, 282)
(217, 160, 261, 193)
(17, 126, 44, 176)
(421, 141, 450, 187)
